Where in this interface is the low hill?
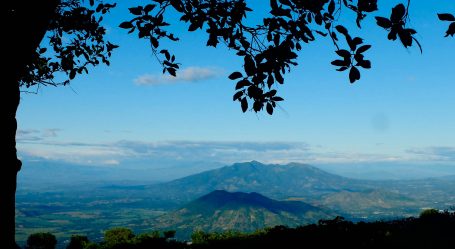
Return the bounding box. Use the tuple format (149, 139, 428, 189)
(152, 190, 335, 239)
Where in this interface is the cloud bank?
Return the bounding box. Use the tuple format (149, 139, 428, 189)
(18, 138, 454, 167)
(17, 129, 455, 166)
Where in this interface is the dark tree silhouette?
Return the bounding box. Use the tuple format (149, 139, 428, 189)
(25, 233, 57, 249)
(3, 1, 115, 248)
(2, 0, 453, 247)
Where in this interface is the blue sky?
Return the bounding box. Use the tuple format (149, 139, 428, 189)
(17, 1, 455, 167)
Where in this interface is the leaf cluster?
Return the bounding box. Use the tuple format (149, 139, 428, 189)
(123, 0, 453, 115)
(20, 0, 118, 88)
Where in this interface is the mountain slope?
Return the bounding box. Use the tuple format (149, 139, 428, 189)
(317, 189, 420, 219)
(153, 190, 335, 239)
(148, 161, 368, 203)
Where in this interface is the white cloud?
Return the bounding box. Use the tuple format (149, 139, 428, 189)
(19, 143, 126, 166)
(134, 66, 223, 85)
(102, 159, 120, 165)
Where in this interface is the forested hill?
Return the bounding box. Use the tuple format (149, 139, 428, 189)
(152, 190, 335, 239)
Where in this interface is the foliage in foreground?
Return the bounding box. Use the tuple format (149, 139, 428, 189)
(25, 209, 455, 249)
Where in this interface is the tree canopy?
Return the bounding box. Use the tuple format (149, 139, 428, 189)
(21, 0, 452, 114)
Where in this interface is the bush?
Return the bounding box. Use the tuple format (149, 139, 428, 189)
(26, 232, 57, 249)
(102, 228, 134, 249)
(419, 208, 440, 218)
(66, 235, 89, 249)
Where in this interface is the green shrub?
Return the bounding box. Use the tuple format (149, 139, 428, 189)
(66, 235, 89, 249)
(420, 208, 440, 218)
(26, 232, 57, 249)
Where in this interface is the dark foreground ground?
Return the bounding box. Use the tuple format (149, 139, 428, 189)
(24, 210, 455, 249)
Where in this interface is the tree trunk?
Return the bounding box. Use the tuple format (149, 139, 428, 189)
(1, 73, 22, 249)
(2, 2, 60, 247)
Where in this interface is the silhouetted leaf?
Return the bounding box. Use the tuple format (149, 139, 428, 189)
(129, 7, 143, 15)
(144, 4, 156, 13)
(170, 0, 184, 12)
(398, 30, 412, 47)
(160, 50, 170, 60)
(236, 79, 251, 90)
(233, 91, 243, 101)
(336, 66, 348, 71)
(270, 0, 279, 10)
(354, 53, 364, 63)
(438, 13, 455, 21)
(96, 4, 104, 12)
(348, 37, 363, 51)
(244, 56, 256, 76)
(358, 0, 378, 12)
(267, 74, 274, 88)
(241, 98, 248, 112)
(229, 72, 243, 80)
(357, 60, 371, 69)
(331, 60, 350, 67)
(119, 22, 133, 29)
(328, 0, 335, 15)
(336, 50, 351, 59)
(390, 4, 406, 23)
(271, 7, 292, 18)
(150, 37, 159, 48)
(375, 17, 392, 29)
(69, 70, 76, 80)
(266, 102, 273, 115)
(388, 30, 398, 40)
(167, 67, 176, 76)
(253, 100, 263, 112)
(446, 22, 455, 37)
(315, 31, 328, 37)
(349, 66, 360, 83)
(275, 71, 284, 84)
(272, 96, 284, 101)
(356, 45, 371, 54)
(188, 23, 199, 31)
(335, 25, 348, 35)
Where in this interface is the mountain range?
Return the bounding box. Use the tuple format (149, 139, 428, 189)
(144, 161, 368, 202)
